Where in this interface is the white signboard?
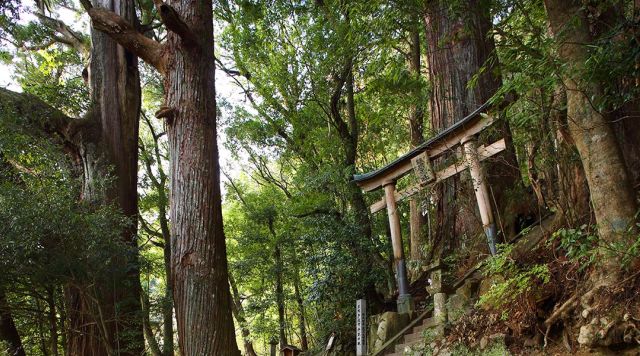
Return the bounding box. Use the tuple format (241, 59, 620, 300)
(356, 299, 367, 356)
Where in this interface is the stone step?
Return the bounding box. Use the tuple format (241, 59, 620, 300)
(411, 317, 435, 334)
(403, 330, 425, 342)
(383, 315, 436, 355)
(394, 337, 423, 353)
(385, 318, 437, 355)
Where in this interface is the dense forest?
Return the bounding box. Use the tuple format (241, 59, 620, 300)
(1, 0, 640, 355)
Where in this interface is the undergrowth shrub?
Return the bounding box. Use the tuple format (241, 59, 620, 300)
(477, 244, 550, 313)
(549, 225, 597, 271)
(550, 223, 640, 271)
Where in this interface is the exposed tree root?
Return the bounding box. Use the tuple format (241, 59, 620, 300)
(543, 269, 640, 350)
(543, 294, 577, 348)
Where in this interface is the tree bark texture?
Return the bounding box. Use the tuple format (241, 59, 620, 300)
(67, 0, 143, 353)
(422, 0, 522, 258)
(593, 2, 640, 189)
(545, 0, 638, 285)
(86, 0, 241, 351)
(407, 22, 428, 263)
(161, 1, 240, 353)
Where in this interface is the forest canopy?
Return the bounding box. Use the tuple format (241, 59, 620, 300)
(1, 0, 640, 355)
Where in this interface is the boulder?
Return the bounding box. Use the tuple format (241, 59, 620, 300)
(368, 311, 410, 354)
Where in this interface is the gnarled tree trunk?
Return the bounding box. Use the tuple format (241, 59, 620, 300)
(544, 0, 638, 286)
(67, 0, 143, 354)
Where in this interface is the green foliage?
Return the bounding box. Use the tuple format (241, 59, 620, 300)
(478, 245, 550, 311)
(2, 0, 639, 352)
(215, 0, 428, 350)
(550, 223, 640, 271)
(549, 226, 598, 271)
(16, 48, 88, 116)
(0, 87, 135, 355)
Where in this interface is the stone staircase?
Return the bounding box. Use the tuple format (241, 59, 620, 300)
(380, 316, 436, 356)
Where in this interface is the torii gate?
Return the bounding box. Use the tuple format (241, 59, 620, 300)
(353, 102, 506, 314)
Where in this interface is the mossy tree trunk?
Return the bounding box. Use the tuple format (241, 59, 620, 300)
(65, 0, 144, 353)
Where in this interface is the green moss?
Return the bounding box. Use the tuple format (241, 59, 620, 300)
(449, 341, 510, 355)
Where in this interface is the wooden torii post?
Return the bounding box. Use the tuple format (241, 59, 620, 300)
(353, 102, 505, 314)
(382, 179, 410, 309)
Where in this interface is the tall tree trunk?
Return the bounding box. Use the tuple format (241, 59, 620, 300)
(229, 274, 258, 356)
(422, 0, 522, 259)
(343, 67, 372, 242)
(67, 0, 143, 353)
(269, 219, 288, 349)
(46, 287, 59, 356)
(160, 1, 239, 352)
(407, 20, 427, 263)
(544, 0, 638, 286)
(142, 288, 163, 356)
(85, 0, 242, 352)
(340, 64, 385, 309)
(292, 267, 308, 351)
(141, 116, 175, 356)
(592, 1, 640, 189)
(0, 288, 25, 356)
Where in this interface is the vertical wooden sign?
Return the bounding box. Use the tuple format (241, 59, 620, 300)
(356, 299, 367, 355)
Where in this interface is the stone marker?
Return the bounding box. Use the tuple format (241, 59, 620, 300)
(433, 292, 447, 336)
(356, 299, 367, 356)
